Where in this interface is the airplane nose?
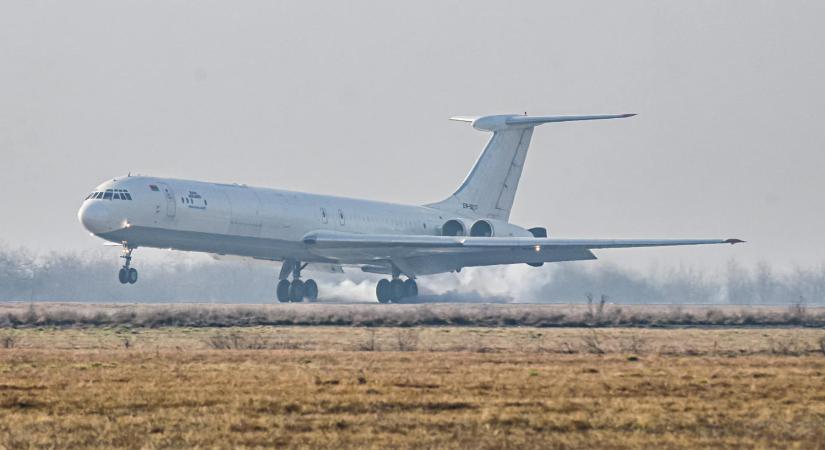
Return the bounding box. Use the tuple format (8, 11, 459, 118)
(78, 201, 113, 234)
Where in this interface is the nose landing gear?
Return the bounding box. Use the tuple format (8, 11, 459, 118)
(277, 261, 318, 303)
(117, 246, 138, 285)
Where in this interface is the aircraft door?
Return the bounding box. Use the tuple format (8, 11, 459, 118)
(158, 183, 176, 217)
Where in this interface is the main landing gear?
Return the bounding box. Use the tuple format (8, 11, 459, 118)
(117, 246, 138, 285)
(277, 261, 318, 303)
(376, 276, 418, 303)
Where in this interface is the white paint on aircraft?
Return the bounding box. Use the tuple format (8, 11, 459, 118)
(77, 113, 742, 302)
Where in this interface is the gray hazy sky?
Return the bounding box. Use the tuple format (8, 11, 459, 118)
(1, 1, 823, 271)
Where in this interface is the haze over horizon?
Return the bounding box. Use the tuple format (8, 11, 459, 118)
(2, 2, 824, 275)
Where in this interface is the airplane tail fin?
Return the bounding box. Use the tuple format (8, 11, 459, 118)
(426, 113, 636, 221)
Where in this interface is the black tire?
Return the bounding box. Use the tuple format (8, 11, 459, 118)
(128, 268, 138, 284)
(376, 279, 391, 303)
(304, 279, 318, 301)
(118, 268, 128, 284)
(403, 279, 418, 298)
(390, 279, 405, 302)
(277, 280, 290, 303)
(289, 280, 305, 302)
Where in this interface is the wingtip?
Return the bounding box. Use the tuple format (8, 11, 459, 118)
(621, 113, 638, 118)
(724, 238, 745, 245)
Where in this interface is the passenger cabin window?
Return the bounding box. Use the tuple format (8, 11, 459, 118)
(320, 208, 328, 224)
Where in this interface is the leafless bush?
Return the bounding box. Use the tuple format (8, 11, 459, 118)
(619, 335, 647, 354)
(818, 336, 825, 356)
(205, 333, 268, 350)
(357, 329, 378, 351)
(24, 304, 37, 324)
(704, 308, 726, 324)
(785, 298, 808, 324)
(580, 330, 605, 355)
(558, 341, 577, 354)
(768, 336, 806, 356)
(1, 333, 19, 349)
(586, 293, 594, 317)
(597, 295, 607, 319)
(584, 294, 609, 324)
(395, 329, 419, 351)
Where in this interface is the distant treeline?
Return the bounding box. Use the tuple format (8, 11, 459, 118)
(531, 261, 825, 306)
(0, 244, 823, 305)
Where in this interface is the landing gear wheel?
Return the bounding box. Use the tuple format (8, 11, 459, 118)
(118, 246, 137, 286)
(277, 280, 291, 303)
(376, 279, 391, 303)
(390, 279, 405, 302)
(289, 280, 305, 302)
(404, 279, 418, 298)
(304, 279, 318, 302)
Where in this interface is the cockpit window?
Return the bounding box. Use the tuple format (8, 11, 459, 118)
(89, 188, 132, 200)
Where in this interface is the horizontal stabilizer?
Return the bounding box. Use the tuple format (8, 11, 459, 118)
(449, 113, 636, 132)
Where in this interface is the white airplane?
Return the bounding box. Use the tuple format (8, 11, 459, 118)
(77, 113, 742, 302)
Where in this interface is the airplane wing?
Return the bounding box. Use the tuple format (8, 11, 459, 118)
(302, 231, 743, 276)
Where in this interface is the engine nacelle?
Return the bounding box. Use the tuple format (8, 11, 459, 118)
(442, 218, 535, 238)
(527, 227, 547, 238)
(441, 219, 469, 236)
(470, 220, 494, 237)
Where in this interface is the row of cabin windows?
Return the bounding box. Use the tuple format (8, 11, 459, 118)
(181, 196, 207, 206)
(85, 189, 132, 201)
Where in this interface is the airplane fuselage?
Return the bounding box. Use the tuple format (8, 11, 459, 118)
(78, 175, 533, 266)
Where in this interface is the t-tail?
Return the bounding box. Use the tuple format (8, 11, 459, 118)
(427, 113, 636, 221)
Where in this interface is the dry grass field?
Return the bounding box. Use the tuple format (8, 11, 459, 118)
(1, 301, 824, 328)
(1, 321, 825, 449)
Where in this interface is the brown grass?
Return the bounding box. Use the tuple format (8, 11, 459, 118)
(1, 326, 825, 448)
(2, 302, 825, 328)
